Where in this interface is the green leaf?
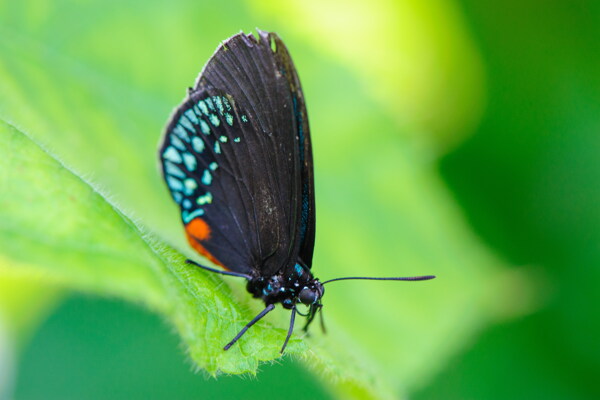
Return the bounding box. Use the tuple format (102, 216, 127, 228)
(0, 120, 305, 374)
(0, 119, 406, 399)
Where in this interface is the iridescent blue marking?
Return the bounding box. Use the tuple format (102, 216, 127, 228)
(234, 137, 241, 143)
(173, 191, 183, 204)
(184, 109, 198, 124)
(182, 199, 192, 209)
(163, 146, 182, 163)
(170, 134, 186, 151)
(198, 100, 209, 115)
(225, 113, 234, 126)
(182, 209, 205, 224)
(167, 176, 183, 191)
(214, 142, 221, 154)
(182, 153, 197, 171)
(173, 125, 190, 141)
(192, 136, 205, 153)
(213, 96, 224, 115)
(197, 191, 213, 205)
(183, 178, 197, 195)
(209, 114, 220, 127)
(262, 283, 273, 296)
(199, 120, 210, 135)
(219, 136, 228, 143)
(179, 115, 195, 132)
(165, 161, 185, 178)
(205, 98, 215, 111)
(301, 182, 309, 239)
(241, 115, 248, 123)
(209, 162, 218, 171)
(295, 263, 303, 276)
(201, 169, 212, 185)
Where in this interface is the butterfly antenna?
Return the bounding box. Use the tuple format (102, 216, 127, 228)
(322, 275, 436, 284)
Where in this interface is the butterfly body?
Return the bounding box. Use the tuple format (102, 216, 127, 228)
(246, 262, 324, 309)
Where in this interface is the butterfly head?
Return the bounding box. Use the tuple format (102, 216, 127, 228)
(248, 261, 324, 315)
(298, 281, 324, 306)
(283, 261, 324, 308)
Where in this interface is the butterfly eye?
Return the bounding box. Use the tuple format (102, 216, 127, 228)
(298, 287, 318, 305)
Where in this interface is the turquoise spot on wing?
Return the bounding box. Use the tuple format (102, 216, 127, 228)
(182, 199, 192, 209)
(222, 97, 232, 111)
(219, 136, 228, 143)
(184, 109, 198, 124)
(234, 137, 241, 143)
(182, 209, 205, 224)
(213, 96, 224, 115)
(197, 192, 213, 205)
(199, 120, 210, 135)
(209, 114, 220, 126)
(183, 178, 197, 195)
(209, 162, 218, 171)
(201, 170, 212, 185)
(163, 146, 182, 163)
(179, 115, 195, 133)
(205, 98, 215, 111)
(214, 142, 221, 154)
(182, 153, 197, 171)
(295, 263, 303, 276)
(173, 125, 189, 141)
(170, 134, 186, 151)
(198, 100, 208, 115)
(225, 113, 234, 126)
(165, 161, 185, 178)
(192, 137, 205, 153)
(173, 192, 183, 204)
(241, 115, 248, 123)
(167, 176, 183, 191)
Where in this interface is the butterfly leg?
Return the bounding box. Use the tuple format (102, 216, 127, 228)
(302, 303, 321, 333)
(318, 304, 326, 334)
(280, 306, 297, 354)
(224, 303, 275, 350)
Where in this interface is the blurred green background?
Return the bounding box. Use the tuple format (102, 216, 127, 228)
(0, 0, 598, 399)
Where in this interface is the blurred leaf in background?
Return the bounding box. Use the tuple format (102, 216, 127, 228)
(251, 0, 487, 151)
(1, 0, 581, 399)
(414, 1, 600, 399)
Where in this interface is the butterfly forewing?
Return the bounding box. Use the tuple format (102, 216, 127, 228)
(272, 34, 316, 269)
(159, 30, 315, 276)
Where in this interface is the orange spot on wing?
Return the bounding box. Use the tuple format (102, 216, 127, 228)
(186, 217, 211, 240)
(185, 218, 229, 270)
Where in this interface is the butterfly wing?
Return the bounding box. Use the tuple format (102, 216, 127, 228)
(159, 30, 315, 276)
(276, 34, 316, 270)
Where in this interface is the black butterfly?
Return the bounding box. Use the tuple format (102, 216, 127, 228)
(159, 30, 435, 354)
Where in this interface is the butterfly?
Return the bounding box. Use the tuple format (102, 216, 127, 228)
(159, 30, 435, 354)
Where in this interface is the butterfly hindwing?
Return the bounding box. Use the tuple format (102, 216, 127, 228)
(159, 30, 315, 276)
